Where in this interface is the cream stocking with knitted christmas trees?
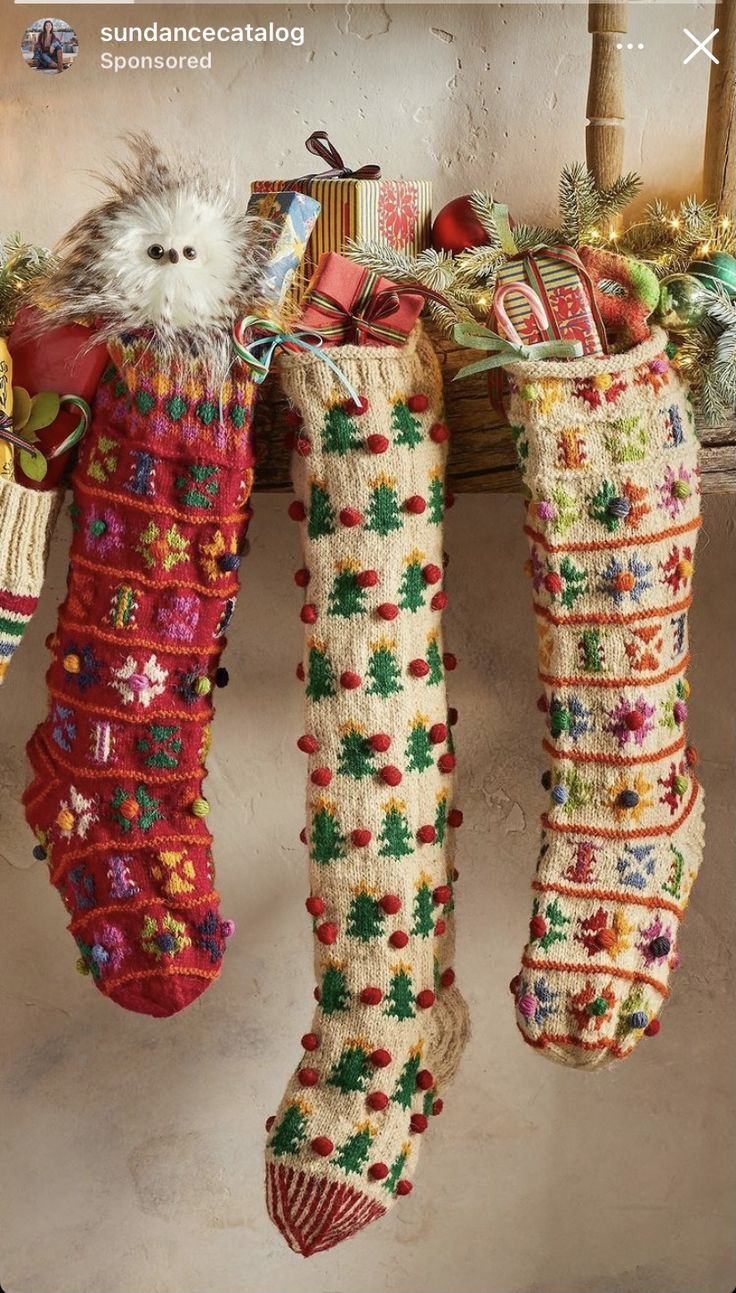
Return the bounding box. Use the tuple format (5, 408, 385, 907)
(507, 326, 704, 1067)
(265, 325, 468, 1255)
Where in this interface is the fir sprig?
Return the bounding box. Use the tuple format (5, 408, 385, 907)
(0, 233, 51, 335)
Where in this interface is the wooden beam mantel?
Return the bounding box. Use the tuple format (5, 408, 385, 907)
(252, 327, 736, 494)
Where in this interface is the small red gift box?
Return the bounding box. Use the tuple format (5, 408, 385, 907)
(298, 253, 426, 347)
(9, 307, 109, 489)
(494, 245, 607, 357)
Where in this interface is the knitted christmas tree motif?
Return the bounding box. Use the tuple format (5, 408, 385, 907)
(405, 714, 434, 773)
(328, 559, 369, 618)
(270, 1099, 312, 1157)
(22, 339, 255, 1016)
(391, 397, 423, 449)
(320, 400, 363, 455)
(506, 331, 705, 1068)
(318, 958, 351, 1014)
(305, 637, 337, 702)
(411, 872, 436, 937)
(346, 885, 385, 942)
(336, 721, 377, 779)
(309, 796, 346, 866)
(365, 636, 403, 697)
(365, 474, 403, 535)
(427, 467, 445, 526)
(398, 549, 428, 612)
(307, 478, 336, 539)
(266, 329, 467, 1256)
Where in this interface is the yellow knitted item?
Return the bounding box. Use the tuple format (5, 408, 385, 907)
(506, 327, 704, 1068)
(266, 325, 468, 1255)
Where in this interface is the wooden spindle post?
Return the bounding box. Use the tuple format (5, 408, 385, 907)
(703, 5, 736, 210)
(586, 2, 627, 187)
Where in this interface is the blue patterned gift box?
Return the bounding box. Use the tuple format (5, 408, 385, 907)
(247, 190, 321, 314)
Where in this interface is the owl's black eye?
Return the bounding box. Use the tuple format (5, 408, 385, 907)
(183, 246, 197, 261)
(147, 244, 164, 260)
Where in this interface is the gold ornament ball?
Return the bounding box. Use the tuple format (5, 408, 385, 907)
(658, 275, 708, 332)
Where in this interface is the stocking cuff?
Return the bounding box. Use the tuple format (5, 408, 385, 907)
(0, 478, 63, 682)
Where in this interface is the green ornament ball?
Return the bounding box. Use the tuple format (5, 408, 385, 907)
(687, 251, 736, 297)
(657, 274, 708, 332)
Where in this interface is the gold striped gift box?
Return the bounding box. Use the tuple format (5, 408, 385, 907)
(251, 178, 432, 307)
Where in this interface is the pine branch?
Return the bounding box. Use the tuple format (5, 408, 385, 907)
(468, 192, 502, 248)
(345, 238, 420, 283)
(0, 233, 52, 334)
(558, 162, 599, 246)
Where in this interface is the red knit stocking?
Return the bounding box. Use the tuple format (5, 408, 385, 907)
(23, 337, 255, 1016)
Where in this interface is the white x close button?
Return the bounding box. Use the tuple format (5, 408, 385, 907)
(683, 28, 720, 65)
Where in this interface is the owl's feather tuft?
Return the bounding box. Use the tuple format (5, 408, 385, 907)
(32, 133, 272, 382)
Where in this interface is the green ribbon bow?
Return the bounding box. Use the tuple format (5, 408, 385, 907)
(452, 321, 583, 381)
(232, 316, 360, 405)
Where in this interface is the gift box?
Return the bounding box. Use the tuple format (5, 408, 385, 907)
(252, 131, 432, 306)
(298, 253, 426, 347)
(494, 246, 606, 357)
(246, 190, 321, 315)
(8, 307, 109, 489)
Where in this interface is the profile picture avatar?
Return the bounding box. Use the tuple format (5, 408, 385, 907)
(21, 17, 78, 74)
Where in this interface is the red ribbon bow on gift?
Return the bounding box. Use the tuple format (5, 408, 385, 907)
(288, 131, 382, 184)
(306, 271, 448, 345)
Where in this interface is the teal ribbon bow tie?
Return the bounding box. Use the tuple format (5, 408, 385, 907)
(452, 321, 583, 381)
(232, 316, 360, 406)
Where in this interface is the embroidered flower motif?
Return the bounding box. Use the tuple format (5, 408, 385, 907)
(573, 373, 627, 409)
(136, 521, 190, 572)
(599, 553, 653, 604)
(660, 679, 689, 732)
(110, 654, 168, 707)
(111, 783, 163, 833)
(200, 529, 239, 583)
(549, 768, 593, 815)
(155, 592, 200, 644)
(576, 906, 633, 959)
(548, 693, 591, 743)
(538, 556, 587, 609)
(637, 915, 673, 968)
(195, 910, 234, 964)
(51, 702, 76, 752)
(56, 786, 98, 841)
(528, 546, 545, 593)
(603, 415, 647, 462)
(84, 507, 125, 557)
(107, 855, 139, 899)
(76, 925, 127, 979)
(141, 911, 191, 961)
(608, 771, 654, 823)
(660, 545, 694, 593)
(658, 464, 693, 519)
(530, 378, 566, 416)
(635, 356, 670, 394)
(569, 978, 616, 1031)
(658, 760, 689, 815)
(516, 975, 557, 1026)
(90, 924, 127, 973)
(588, 479, 650, 533)
(604, 694, 656, 747)
(616, 844, 656, 890)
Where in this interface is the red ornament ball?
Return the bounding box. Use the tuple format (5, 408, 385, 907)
(432, 195, 491, 255)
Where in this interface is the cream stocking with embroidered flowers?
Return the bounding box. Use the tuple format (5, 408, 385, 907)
(265, 324, 468, 1256)
(506, 326, 704, 1067)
